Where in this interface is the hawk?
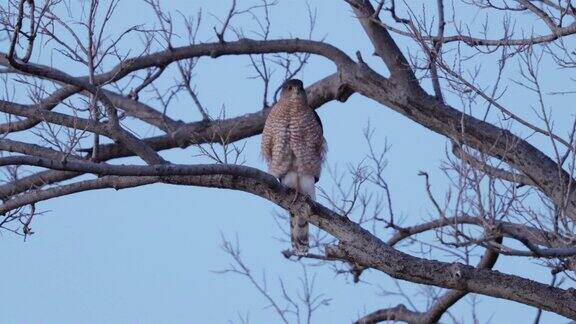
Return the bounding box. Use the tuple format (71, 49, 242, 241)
(261, 79, 326, 255)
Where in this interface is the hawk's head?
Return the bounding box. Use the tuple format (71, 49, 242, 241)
(280, 79, 306, 100)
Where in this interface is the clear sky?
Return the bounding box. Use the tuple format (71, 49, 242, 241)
(0, 1, 570, 323)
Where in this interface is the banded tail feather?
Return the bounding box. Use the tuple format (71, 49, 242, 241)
(281, 171, 315, 255)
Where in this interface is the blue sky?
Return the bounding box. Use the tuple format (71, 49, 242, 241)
(0, 1, 571, 323)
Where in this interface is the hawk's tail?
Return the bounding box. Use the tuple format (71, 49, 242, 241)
(290, 212, 309, 255)
(282, 173, 315, 256)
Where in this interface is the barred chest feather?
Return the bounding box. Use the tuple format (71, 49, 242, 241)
(264, 97, 324, 179)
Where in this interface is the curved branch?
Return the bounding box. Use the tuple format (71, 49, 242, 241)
(0, 175, 159, 211)
(338, 1, 574, 217)
(387, 215, 570, 250)
(1, 164, 575, 319)
(355, 304, 423, 324)
(419, 236, 502, 323)
(342, 62, 576, 219)
(0, 38, 354, 84)
(105, 38, 354, 77)
(0, 73, 352, 199)
(0, 99, 124, 138)
(0, 68, 180, 133)
(0, 85, 81, 134)
(0, 37, 354, 135)
(1, 37, 354, 166)
(376, 15, 576, 47)
(345, 0, 417, 83)
(438, 23, 576, 47)
(357, 236, 502, 324)
(0, 138, 84, 162)
(5, 152, 568, 257)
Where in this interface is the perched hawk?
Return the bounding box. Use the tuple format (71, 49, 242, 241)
(261, 79, 326, 255)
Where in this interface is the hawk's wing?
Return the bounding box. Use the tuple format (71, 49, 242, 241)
(261, 108, 275, 164)
(312, 109, 326, 183)
(313, 109, 323, 133)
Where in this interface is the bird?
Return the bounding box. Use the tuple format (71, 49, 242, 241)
(261, 79, 326, 255)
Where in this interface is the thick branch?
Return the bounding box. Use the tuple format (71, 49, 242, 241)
(342, 63, 576, 219)
(0, 38, 353, 84)
(0, 73, 351, 199)
(418, 236, 502, 323)
(356, 236, 501, 323)
(355, 304, 424, 324)
(345, 0, 417, 83)
(3, 165, 572, 318)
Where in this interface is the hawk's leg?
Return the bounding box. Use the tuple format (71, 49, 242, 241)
(290, 175, 300, 205)
(281, 172, 314, 256)
(281, 171, 301, 205)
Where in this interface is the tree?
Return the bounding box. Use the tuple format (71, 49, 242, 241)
(1, 0, 576, 322)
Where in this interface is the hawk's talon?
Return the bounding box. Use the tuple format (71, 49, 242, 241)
(292, 248, 307, 258)
(292, 249, 308, 261)
(290, 189, 300, 205)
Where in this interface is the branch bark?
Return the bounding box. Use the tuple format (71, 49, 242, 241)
(0, 72, 351, 200)
(5, 163, 573, 318)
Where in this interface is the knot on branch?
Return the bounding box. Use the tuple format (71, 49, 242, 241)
(448, 262, 468, 287)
